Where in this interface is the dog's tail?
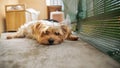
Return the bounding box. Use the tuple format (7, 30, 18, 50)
(61, 14, 72, 29)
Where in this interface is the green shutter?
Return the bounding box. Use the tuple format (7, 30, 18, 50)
(77, 0, 120, 62)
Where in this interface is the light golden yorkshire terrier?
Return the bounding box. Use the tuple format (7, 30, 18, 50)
(7, 19, 79, 45)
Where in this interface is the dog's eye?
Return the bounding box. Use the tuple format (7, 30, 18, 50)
(44, 31, 49, 35)
(54, 32, 60, 35)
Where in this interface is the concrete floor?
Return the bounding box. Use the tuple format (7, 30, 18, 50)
(0, 33, 120, 68)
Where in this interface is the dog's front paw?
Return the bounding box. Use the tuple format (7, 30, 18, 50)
(67, 35, 79, 41)
(72, 36, 79, 41)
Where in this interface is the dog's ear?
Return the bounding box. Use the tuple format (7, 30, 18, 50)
(61, 25, 69, 33)
(61, 25, 71, 39)
(34, 22, 42, 30)
(61, 25, 79, 41)
(32, 22, 43, 33)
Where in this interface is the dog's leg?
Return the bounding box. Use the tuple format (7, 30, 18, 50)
(7, 29, 25, 39)
(67, 34, 79, 41)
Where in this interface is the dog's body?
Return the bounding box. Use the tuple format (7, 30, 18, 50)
(7, 20, 78, 45)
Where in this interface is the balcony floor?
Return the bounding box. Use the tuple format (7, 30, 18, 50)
(0, 33, 120, 68)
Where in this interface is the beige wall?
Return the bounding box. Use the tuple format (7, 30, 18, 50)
(0, 13, 2, 33)
(0, 0, 48, 33)
(19, 0, 48, 19)
(0, 0, 19, 33)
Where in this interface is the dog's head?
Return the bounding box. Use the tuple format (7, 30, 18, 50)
(32, 22, 67, 45)
(38, 26, 65, 45)
(33, 22, 78, 45)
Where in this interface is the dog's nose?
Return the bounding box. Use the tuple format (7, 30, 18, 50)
(48, 38, 54, 45)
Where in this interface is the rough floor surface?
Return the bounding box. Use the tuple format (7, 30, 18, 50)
(0, 33, 120, 68)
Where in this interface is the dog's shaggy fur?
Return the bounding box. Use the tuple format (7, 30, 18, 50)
(7, 20, 78, 45)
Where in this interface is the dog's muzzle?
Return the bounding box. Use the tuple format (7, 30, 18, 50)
(48, 38, 54, 45)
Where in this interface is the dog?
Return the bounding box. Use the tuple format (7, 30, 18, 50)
(7, 19, 79, 45)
